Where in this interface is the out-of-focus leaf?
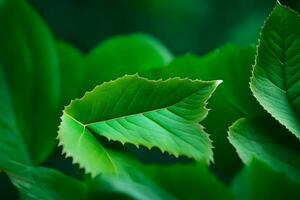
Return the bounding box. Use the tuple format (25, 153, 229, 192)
(143, 45, 265, 178)
(250, 2, 300, 138)
(0, 67, 30, 171)
(8, 166, 88, 200)
(84, 34, 173, 91)
(144, 162, 233, 200)
(57, 34, 173, 104)
(0, 2, 90, 197)
(58, 75, 220, 177)
(88, 154, 175, 200)
(227, 13, 266, 45)
(56, 41, 85, 105)
(0, 0, 60, 163)
(90, 176, 174, 200)
(228, 118, 300, 183)
(0, 66, 89, 200)
(231, 159, 300, 200)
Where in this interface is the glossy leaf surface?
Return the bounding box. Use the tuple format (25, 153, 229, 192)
(58, 75, 220, 177)
(143, 45, 265, 176)
(228, 118, 300, 183)
(250, 3, 300, 138)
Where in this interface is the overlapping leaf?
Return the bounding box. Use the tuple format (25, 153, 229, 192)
(84, 34, 173, 91)
(228, 118, 300, 183)
(231, 159, 300, 200)
(250, 2, 300, 138)
(0, 1, 91, 199)
(58, 75, 220, 177)
(8, 166, 88, 200)
(56, 41, 85, 105)
(57, 34, 174, 105)
(143, 45, 265, 176)
(89, 154, 176, 200)
(0, 0, 60, 163)
(144, 162, 233, 200)
(0, 67, 30, 171)
(0, 65, 87, 199)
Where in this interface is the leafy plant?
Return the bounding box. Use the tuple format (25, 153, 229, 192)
(0, 0, 299, 199)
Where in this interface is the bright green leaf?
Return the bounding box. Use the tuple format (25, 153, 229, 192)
(228, 118, 300, 183)
(58, 75, 220, 177)
(231, 159, 300, 200)
(250, 2, 300, 138)
(0, 0, 60, 163)
(1, 71, 168, 200)
(143, 44, 265, 177)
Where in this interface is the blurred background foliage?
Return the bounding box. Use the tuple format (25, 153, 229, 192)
(28, 0, 274, 55)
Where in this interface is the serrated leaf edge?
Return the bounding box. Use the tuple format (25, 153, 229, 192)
(57, 74, 221, 177)
(249, 2, 300, 140)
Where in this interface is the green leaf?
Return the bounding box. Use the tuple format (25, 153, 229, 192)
(91, 176, 174, 200)
(56, 41, 85, 105)
(89, 155, 175, 200)
(8, 166, 88, 200)
(0, 67, 89, 200)
(143, 44, 265, 177)
(84, 34, 173, 91)
(250, 2, 300, 138)
(144, 162, 233, 200)
(0, 2, 89, 197)
(58, 75, 220, 177)
(0, 67, 30, 171)
(231, 159, 300, 200)
(57, 34, 173, 105)
(1, 70, 167, 199)
(228, 118, 300, 183)
(0, 0, 60, 163)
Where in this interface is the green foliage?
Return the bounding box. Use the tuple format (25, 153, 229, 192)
(8, 167, 88, 200)
(56, 41, 85, 105)
(250, 2, 300, 138)
(85, 34, 173, 90)
(57, 34, 173, 105)
(58, 75, 219, 177)
(144, 162, 234, 200)
(143, 44, 266, 177)
(228, 118, 300, 183)
(231, 159, 300, 200)
(0, 0, 60, 164)
(88, 156, 175, 200)
(0, 0, 300, 199)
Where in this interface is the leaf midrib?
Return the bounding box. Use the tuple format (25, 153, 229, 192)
(274, 19, 300, 120)
(63, 85, 211, 163)
(66, 84, 211, 126)
(63, 113, 118, 175)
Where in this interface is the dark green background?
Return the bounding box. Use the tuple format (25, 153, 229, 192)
(28, 0, 274, 55)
